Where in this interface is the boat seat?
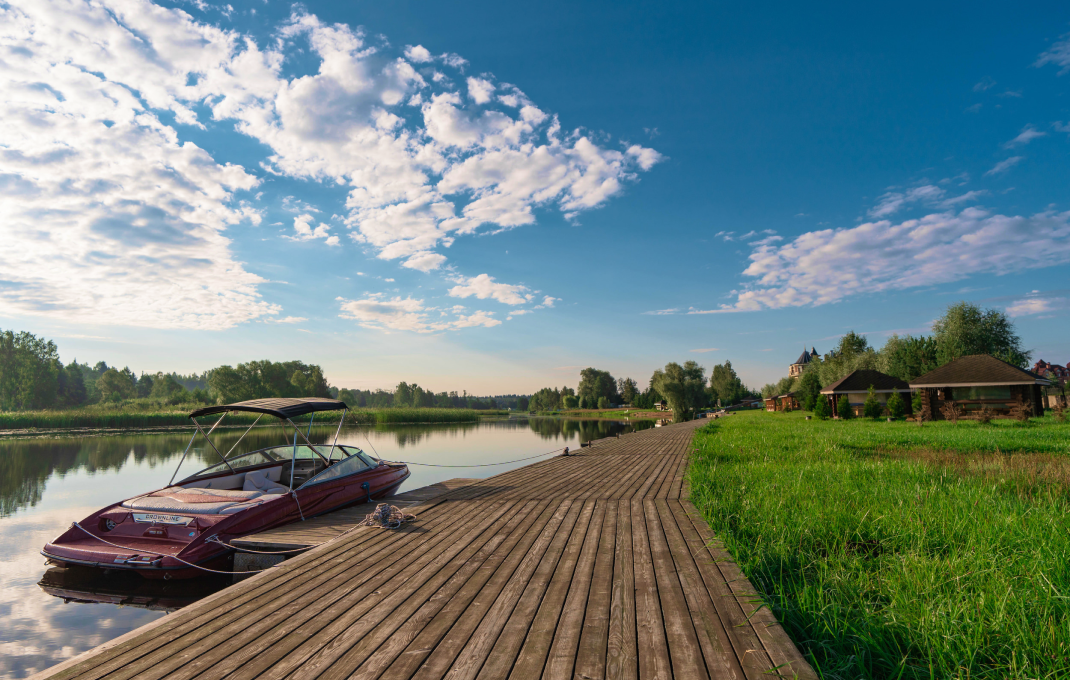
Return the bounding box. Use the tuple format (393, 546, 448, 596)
(121, 487, 286, 515)
(243, 469, 290, 494)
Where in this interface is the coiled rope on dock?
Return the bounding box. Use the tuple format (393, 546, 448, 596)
(359, 503, 416, 530)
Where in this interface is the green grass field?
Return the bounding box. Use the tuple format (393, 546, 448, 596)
(688, 410, 1070, 679)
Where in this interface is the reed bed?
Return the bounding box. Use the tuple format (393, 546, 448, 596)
(688, 410, 1070, 680)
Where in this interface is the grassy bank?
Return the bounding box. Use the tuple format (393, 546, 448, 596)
(688, 410, 1070, 679)
(0, 406, 508, 431)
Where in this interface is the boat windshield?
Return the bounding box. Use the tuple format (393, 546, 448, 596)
(190, 445, 343, 478)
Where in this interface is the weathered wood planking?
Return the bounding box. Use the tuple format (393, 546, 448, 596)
(34, 418, 816, 680)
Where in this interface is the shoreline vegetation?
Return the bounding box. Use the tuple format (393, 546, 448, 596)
(688, 409, 1070, 679)
(0, 406, 513, 435)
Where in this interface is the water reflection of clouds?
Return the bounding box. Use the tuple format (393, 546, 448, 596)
(0, 507, 164, 678)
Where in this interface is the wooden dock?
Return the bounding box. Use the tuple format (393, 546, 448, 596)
(36, 419, 816, 680)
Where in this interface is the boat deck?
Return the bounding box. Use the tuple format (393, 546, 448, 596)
(36, 418, 816, 680)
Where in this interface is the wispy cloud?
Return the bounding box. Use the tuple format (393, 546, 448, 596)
(689, 348, 719, 353)
(868, 185, 945, 218)
(973, 76, 996, 92)
(984, 156, 1023, 176)
(267, 316, 308, 324)
(643, 308, 679, 315)
(1036, 33, 1070, 74)
(1003, 125, 1046, 148)
(940, 190, 987, 207)
(1002, 290, 1070, 317)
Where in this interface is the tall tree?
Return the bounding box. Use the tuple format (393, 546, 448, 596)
(578, 368, 619, 404)
(0, 330, 61, 410)
(136, 373, 154, 398)
(709, 361, 746, 405)
(881, 334, 939, 382)
(797, 368, 822, 410)
(817, 331, 879, 386)
(932, 302, 1029, 368)
(151, 373, 186, 400)
(652, 360, 706, 422)
(58, 363, 87, 407)
(97, 368, 136, 403)
(617, 377, 638, 405)
(394, 382, 413, 407)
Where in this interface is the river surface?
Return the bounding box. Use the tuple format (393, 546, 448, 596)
(0, 417, 653, 679)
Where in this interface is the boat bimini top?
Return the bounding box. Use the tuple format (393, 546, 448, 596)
(169, 397, 363, 490)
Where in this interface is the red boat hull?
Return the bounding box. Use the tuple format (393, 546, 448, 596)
(43, 462, 409, 579)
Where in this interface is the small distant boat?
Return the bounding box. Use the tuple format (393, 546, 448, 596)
(42, 398, 409, 579)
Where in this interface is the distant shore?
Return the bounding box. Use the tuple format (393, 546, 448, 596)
(0, 406, 514, 437)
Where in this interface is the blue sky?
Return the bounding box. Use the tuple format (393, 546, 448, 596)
(2, 0, 1069, 393)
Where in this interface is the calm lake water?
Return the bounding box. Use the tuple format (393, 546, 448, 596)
(0, 417, 653, 679)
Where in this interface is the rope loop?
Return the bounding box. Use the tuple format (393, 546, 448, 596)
(290, 489, 305, 521)
(359, 503, 416, 530)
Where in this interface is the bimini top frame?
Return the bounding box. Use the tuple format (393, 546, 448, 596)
(188, 397, 347, 420)
(169, 398, 351, 486)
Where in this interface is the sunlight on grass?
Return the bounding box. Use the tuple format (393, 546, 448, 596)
(688, 410, 1070, 679)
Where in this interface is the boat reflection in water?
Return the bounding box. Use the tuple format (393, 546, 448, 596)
(38, 566, 230, 613)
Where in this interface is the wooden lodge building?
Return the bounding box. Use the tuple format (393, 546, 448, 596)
(909, 354, 1050, 419)
(820, 369, 912, 418)
(764, 392, 800, 412)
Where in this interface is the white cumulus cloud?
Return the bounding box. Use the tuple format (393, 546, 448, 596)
(0, 0, 276, 329)
(337, 294, 500, 332)
(2, 0, 650, 330)
(448, 274, 533, 305)
(287, 214, 340, 246)
(695, 208, 1070, 313)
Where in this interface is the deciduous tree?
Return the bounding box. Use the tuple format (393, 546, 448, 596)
(932, 302, 1029, 368)
(652, 360, 706, 423)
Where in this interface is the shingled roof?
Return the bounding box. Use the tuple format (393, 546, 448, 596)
(793, 349, 813, 366)
(909, 354, 1050, 388)
(820, 369, 910, 394)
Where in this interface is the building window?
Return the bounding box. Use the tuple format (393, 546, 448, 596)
(950, 386, 1012, 401)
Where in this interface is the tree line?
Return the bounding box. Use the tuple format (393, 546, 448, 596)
(0, 328, 526, 412)
(525, 361, 757, 419)
(761, 301, 1035, 411)
(336, 384, 510, 410)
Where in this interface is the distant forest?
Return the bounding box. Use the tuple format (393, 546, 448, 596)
(0, 329, 524, 412)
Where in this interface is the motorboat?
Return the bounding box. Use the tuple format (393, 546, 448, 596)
(42, 397, 409, 579)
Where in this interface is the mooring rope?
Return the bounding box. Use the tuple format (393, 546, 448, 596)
(205, 535, 311, 555)
(290, 489, 305, 521)
(359, 503, 416, 530)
